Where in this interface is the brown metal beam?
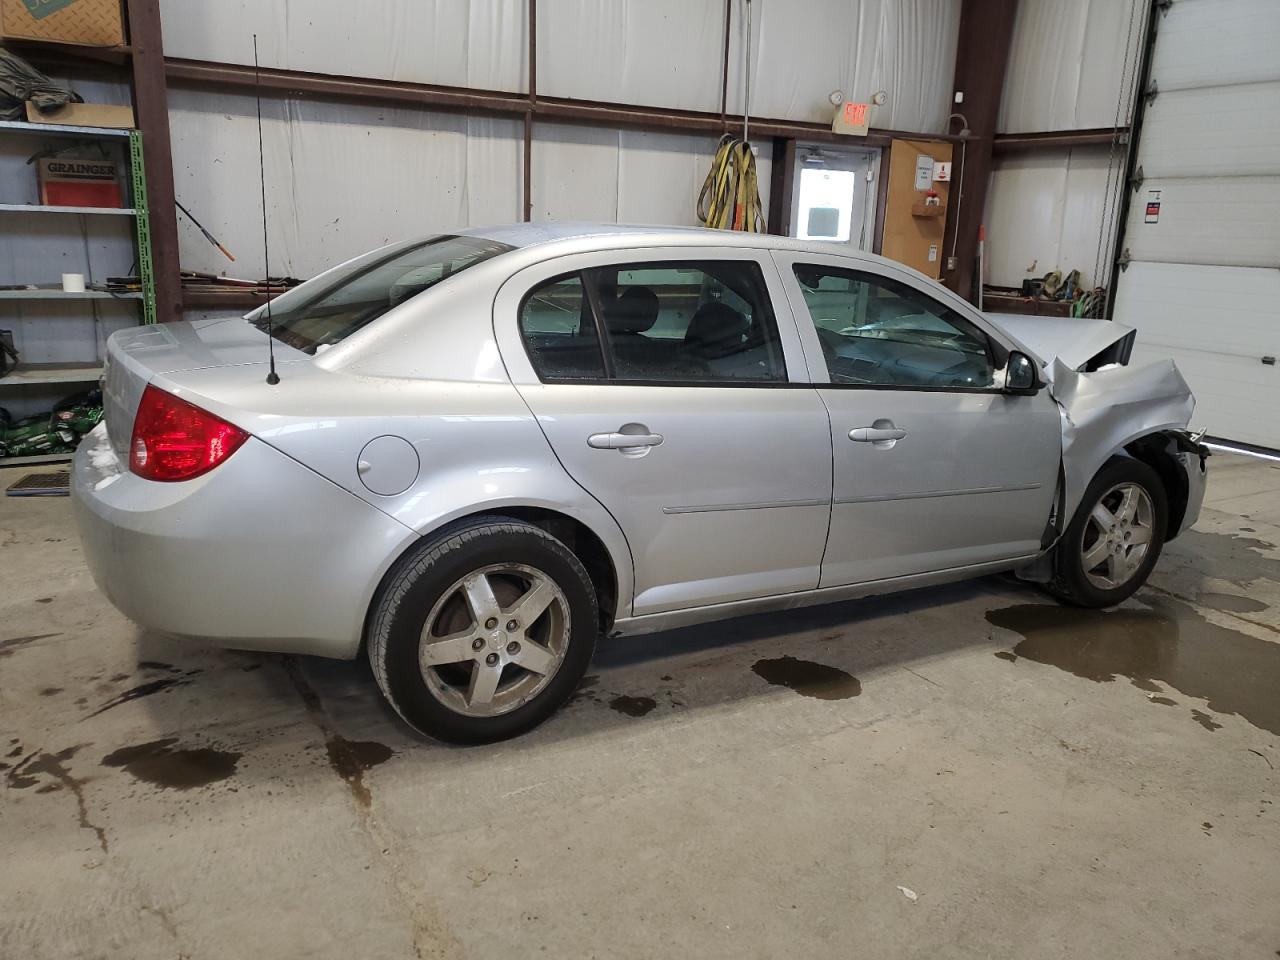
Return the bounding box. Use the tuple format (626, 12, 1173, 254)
(941, 0, 1020, 303)
(164, 57, 961, 151)
(524, 0, 536, 221)
(766, 137, 795, 235)
(126, 0, 182, 322)
(993, 127, 1127, 153)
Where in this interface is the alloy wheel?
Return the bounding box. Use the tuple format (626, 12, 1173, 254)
(1080, 481, 1155, 590)
(418, 563, 570, 718)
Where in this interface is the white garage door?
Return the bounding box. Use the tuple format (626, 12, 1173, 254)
(1113, 0, 1280, 449)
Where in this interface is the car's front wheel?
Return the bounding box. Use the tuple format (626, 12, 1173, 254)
(368, 516, 598, 744)
(1045, 457, 1168, 608)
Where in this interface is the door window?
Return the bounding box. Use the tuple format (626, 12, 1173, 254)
(518, 273, 607, 380)
(792, 264, 995, 389)
(589, 261, 785, 382)
(519, 260, 787, 384)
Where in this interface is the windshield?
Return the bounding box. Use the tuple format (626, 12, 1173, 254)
(251, 234, 513, 354)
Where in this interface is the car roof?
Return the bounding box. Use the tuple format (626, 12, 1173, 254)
(454, 221, 904, 266)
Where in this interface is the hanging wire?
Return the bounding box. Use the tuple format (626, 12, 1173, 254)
(742, 0, 753, 143)
(697, 0, 765, 232)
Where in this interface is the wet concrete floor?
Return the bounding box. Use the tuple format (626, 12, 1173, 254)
(1, 451, 1278, 958)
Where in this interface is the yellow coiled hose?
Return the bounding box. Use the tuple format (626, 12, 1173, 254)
(697, 135, 765, 232)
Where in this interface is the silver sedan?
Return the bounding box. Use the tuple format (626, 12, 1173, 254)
(72, 224, 1207, 743)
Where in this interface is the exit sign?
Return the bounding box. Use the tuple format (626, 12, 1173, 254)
(832, 101, 871, 136)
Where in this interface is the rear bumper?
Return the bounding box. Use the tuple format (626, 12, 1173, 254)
(71, 424, 416, 659)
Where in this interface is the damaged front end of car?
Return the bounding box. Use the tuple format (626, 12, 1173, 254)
(991, 314, 1210, 582)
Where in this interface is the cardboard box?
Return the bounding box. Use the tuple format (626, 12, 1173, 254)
(1, 0, 124, 47)
(25, 100, 134, 129)
(37, 156, 123, 208)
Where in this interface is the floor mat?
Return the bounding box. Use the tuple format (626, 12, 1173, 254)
(5, 471, 71, 497)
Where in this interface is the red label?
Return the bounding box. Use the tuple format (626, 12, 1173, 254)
(843, 102, 869, 126)
(1146, 203, 1160, 215)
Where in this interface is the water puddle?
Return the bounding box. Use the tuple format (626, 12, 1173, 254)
(1197, 592, 1269, 615)
(1172, 530, 1280, 587)
(5, 745, 106, 851)
(752, 655, 861, 700)
(101, 738, 241, 789)
(325, 737, 393, 808)
(987, 597, 1280, 736)
(608, 695, 656, 717)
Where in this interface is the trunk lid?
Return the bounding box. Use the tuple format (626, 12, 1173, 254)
(102, 317, 306, 459)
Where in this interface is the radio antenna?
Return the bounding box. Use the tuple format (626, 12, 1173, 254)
(253, 34, 280, 386)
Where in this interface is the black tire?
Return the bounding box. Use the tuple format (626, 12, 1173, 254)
(368, 515, 598, 744)
(1044, 457, 1168, 608)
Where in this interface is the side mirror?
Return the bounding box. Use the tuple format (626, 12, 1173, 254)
(1003, 351, 1041, 395)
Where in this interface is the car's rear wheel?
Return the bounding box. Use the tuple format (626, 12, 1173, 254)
(1044, 457, 1167, 608)
(368, 516, 598, 743)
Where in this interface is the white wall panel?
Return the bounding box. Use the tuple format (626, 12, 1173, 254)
(163, 0, 958, 132)
(1119, 262, 1280, 447)
(1123, 176, 1280, 269)
(532, 123, 771, 229)
(998, 0, 1145, 133)
(982, 146, 1121, 289)
(169, 89, 521, 280)
(1148, 0, 1280, 91)
(1137, 82, 1280, 179)
(160, 0, 527, 92)
(538, 0, 725, 112)
(728, 0, 960, 132)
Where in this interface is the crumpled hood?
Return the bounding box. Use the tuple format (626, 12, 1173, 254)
(1050, 356, 1197, 520)
(988, 313, 1135, 372)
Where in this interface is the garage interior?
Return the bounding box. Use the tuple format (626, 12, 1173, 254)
(1, 1, 1277, 958)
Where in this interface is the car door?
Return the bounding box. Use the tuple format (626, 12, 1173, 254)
(773, 250, 1061, 587)
(494, 246, 832, 617)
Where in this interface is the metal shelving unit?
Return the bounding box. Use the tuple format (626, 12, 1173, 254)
(0, 119, 132, 139)
(0, 289, 143, 300)
(1, 118, 154, 468)
(0, 202, 138, 215)
(0, 363, 104, 386)
(0, 451, 82, 468)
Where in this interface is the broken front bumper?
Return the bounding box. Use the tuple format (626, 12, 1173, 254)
(1171, 438, 1209, 539)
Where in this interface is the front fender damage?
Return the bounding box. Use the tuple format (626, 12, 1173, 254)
(1049, 357, 1197, 529)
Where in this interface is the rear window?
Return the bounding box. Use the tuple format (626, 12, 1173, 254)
(253, 234, 513, 354)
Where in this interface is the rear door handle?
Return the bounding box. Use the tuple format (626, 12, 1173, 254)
(588, 431, 664, 450)
(849, 426, 907, 442)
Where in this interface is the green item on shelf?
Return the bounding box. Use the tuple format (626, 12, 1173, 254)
(0, 389, 103, 458)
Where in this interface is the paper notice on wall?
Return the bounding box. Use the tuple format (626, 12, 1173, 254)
(915, 154, 934, 191)
(932, 161, 952, 182)
(928, 242, 938, 262)
(1144, 189, 1161, 224)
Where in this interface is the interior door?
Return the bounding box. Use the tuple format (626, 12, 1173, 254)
(789, 145, 878, 251)
(494, 247, 832, 617)
(773, 251, 1061, 586)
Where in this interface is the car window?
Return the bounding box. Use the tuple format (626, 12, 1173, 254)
(791, 264, 996, 389)
(253, 235, 513, 354)
(519, 273, 607, 380)
(585, 261, 786, 382)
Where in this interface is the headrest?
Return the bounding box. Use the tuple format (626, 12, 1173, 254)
(685, 301, 748, 356)
(607, 286, 660, 335)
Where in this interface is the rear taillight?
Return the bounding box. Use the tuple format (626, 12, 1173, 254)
(129, 384, 249, 482)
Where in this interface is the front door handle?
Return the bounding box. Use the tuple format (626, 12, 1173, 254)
(849, 426, 907, 442)
(588, 431, 664, 450)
